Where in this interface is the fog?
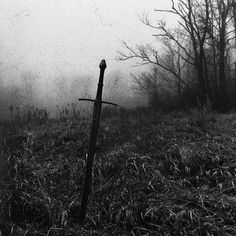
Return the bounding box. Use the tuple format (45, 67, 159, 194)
(0, 0, 177, 120)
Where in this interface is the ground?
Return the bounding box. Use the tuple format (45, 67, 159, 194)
(1, 108, 236, 235)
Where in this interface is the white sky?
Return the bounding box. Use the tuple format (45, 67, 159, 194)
(0, 0, 177, 86)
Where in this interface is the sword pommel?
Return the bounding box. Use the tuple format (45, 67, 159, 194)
(99, 59, 106, 70)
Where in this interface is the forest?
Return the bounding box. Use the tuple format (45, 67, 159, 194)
(1, 0, 236, 235)
(119, 0, 236, 113)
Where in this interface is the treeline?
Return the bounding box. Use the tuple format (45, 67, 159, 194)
(0, 68, 142, 120)
(119, 0, 236, 112)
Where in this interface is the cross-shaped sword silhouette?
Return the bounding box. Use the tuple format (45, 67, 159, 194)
(78, 59, 117, 224)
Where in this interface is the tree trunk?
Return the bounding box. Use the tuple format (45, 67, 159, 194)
(218, 50, 228, 112)
(217, 17, 229, 112)
(195, 56, 207, 107)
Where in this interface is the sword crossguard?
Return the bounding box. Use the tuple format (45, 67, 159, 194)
(78, 98, 117, 107)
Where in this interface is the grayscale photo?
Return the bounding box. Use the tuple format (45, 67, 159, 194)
(0, 0, 236, 235)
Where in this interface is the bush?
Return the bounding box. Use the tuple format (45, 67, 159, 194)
(188, 100, 216, 130)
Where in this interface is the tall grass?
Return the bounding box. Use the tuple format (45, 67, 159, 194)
(1, 107, 236, 235)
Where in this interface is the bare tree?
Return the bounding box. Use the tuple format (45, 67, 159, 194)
(207, 0, 234, 110)
(119, 27, 191, 102)
(119, 0, 235, 111)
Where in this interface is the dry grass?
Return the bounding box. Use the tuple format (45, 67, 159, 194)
(1, 109, 236, 235)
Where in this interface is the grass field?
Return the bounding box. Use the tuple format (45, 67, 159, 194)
(1, 108, 236, 235)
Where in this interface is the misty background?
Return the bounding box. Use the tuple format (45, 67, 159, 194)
(0, 0, 177, 120)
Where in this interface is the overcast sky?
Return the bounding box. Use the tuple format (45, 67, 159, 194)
(0, 0, 177, 87)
